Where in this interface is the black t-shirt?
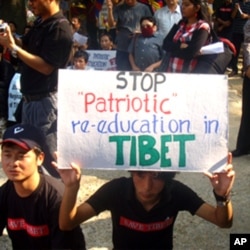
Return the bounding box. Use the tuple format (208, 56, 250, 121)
(86, 177, 204, 249)
(0, 174, 85, 250)
(21, 11, 73, 95)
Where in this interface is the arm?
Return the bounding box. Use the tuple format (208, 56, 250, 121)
(107, 0, 117, 28)
(144, 60, 162, 72)
(129, 53, 141, 71)
(52, 160, 96, 231)
(0, 24, 55, 75)
(231, 3, 240, 19)
(171, 28, 210, 59)
(196, 153, 235, 228)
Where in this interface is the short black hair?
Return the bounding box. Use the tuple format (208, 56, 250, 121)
(99, 32, 113, 42)
(73, 49, 89, 63)
(140, 16, 157, 26)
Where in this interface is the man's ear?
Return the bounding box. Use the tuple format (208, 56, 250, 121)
(37, 152, 45, 166)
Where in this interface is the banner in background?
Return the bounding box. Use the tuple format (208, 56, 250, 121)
(87, 50, 116, 70)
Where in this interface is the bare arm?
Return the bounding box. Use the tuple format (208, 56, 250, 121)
(52, 159, 96, 230)
(129, 53, 141, 71)
(144, 60, 162, 72)
(107, 0, 117, 28)
(0, 24, 55, 75)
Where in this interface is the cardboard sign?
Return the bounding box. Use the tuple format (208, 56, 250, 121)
(58, 70, 228, 172)
(86, 50, 116, 70)
(8, 73, 22, 122)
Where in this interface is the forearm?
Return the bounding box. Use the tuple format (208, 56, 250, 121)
(107, 8, 116, 28)
(214, 200, 233, 228)
(149, 60, 162, 71)
(129, 53, 139, 70)
(59, 185, 79, 230)
(10, 44, 55, 75)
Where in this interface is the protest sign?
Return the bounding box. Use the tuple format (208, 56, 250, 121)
(58, 70, 228, 172)
(86, 50, 116, 70)
(8, 73, 22, 122)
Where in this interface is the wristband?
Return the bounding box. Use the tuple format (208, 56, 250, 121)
(213, 189, 230, 206)
(216, 200, 230, 207)
(11, 45, 19, 58)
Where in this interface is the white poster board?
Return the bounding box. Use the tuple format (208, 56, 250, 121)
(86, 50, 116, 70)
(8, 73, 22, 122)
(58, 70, 228, 172)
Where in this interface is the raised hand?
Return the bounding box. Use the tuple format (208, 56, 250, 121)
(204, 153, 235, 197)
(52, 152, 81, 188)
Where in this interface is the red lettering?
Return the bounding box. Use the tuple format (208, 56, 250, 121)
(119, 216, 174, 232)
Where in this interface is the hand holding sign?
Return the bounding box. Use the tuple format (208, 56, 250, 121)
(204, 153, 235, 197)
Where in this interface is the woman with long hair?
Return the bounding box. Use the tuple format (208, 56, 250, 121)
(162, 0, 212, 73)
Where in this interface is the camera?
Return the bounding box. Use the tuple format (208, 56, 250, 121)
(0, 23, 8, 34)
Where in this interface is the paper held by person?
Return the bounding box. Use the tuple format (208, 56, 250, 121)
(200, 42, 224, 55)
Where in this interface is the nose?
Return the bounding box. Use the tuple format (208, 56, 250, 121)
(142, 175, 154, 191)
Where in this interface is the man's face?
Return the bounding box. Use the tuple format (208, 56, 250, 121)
(1, 144, 44, 182)
(165, 0, 179, 7)
(73, 57, 87, 70)
(132, 172, 165, 208)
(71, 17, 81, 31)
(125, 0, 137, 7)
(28, 0, 50, 17)
(100, 35, 113, 50)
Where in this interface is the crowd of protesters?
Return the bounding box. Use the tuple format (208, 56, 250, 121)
(0, 0, 243, 249)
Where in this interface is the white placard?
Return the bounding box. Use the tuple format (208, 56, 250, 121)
(86, 50, 116, 70)
(58, 70, 228, 172)
(8, 73, 22, 122)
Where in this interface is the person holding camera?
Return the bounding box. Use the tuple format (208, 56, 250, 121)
(0, 0, 73, 178)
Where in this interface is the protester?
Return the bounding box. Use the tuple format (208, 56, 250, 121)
(128, 16, 164, 72)
(67, 50, 92, 70)
(154, 0, 182, 38)
(228, 0, 250, 77)
(53, 153, 235, 250)
(0, 0, 73, 178)
(231, 19, 250, 157)
(97, 0, 117, 43)
(71, 16, 88, 51)
(213, 0, 233, 40)
(99, 32, 115, 50)
(0, 124, 86, 249)
(162, 0, 212, 73)
(107, 0, 152, 70)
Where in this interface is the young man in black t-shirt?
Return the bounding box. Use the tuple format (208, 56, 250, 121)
(0, 124, 86, 249)
(55, 154, 235, 249)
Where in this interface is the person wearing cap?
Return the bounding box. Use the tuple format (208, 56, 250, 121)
(0, 0, 73, 178)
(53, 153, 235, 249)
(0, 124, 86, 249)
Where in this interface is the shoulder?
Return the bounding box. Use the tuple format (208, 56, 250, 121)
(40, 174, 64, 196)
(136, 2, 151, 11)
(0, 180, 13, 194)
(102, 176, 130, 189)
(46, 12, 72, 33)
(170, 180, 205, 211)
(171, 179, 197, 196)
(197, 20, 210, 31)
(90, 176, 131, 197)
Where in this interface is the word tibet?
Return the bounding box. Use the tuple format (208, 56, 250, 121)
(109, 134, 195, 167)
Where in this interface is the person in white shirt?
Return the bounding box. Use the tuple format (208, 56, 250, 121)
(154, 0, 182, 38)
